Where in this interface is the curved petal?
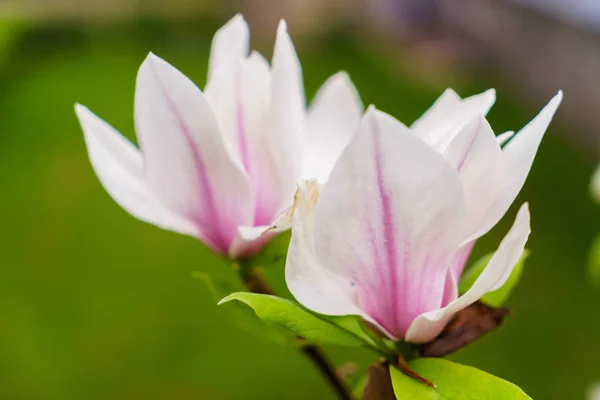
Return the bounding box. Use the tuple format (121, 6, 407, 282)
(449, 241, 475, 282)
(75, 104, 199, 237)
(311, 107, 466, 339)
(405, 203, 531, 344)
(207, 14, 249, 84)
(268, 20, 306, 207)
(591, 164, 600, 204)
(412, 89, 496, 152)
(228, 225, 275, 260)
(469, 91, 562, 241)
(239, 52, 287, 225)
(443, 114, 505, 243)
(205, 49, 283, 225)
(301, 72, 363, 182)
(497, 131, 515, 146)
(135, 53, 254, 254)
(285, 180, 365, 316)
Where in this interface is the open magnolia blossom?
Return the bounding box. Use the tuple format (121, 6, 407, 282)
(286, 92, 562, 343)
(75, 14, 362, 259)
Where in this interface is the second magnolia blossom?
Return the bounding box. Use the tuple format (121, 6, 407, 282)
(75, 15, 362, 260)
(286, 92, 561, 343)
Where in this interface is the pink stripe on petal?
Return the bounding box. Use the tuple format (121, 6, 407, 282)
(373, 126, 401, 332)
(149, 61, 233, 253)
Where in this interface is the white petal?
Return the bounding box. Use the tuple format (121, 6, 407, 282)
(311, 107, 466, 338)
(497, 130, 515, 146)
(405, 203, 531, 343)
(239, 52, 291, 224)
(228, 225, 274, 260)
(268, 20, 306, 205)
(443, 114, 505, 243)
(592, 164, 600, 204)
(411, 88, 461, 135)
(266, 180, 325, 234)
(412, 89, 496, 151)
(75, 104, 198, 237)
(301, 72, 363, 182)
(135, 53, 254, 253)
(207, 14, 249, 84)
(285, 180, 365, 316)
(204, 50, 284, 225)
(472, 91, 562, 240)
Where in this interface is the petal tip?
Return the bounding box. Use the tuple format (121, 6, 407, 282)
(277, 19, 288, 33)
(554, 90, 564, 103)
(74, 102, 85, 113)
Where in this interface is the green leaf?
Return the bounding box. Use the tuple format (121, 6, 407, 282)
(194, 273, 288, 345)
(390, 358, 531, 399)
(247, 231, 292, 270)
(587, 234, 600, 288)
(458, 250, 530, 308)
(352, 374, 368, 398)
(326, 315, 383, 349)
(219, 292, 368, 347)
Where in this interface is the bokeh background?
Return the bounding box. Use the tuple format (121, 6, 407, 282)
(1, 0, 599, 399)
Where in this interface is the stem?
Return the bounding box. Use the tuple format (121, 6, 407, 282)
(238, 266, 353, 400)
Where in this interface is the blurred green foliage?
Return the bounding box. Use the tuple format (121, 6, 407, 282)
(0, 14, 599, 400)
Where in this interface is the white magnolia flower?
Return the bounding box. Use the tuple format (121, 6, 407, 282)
(75, 14, 362, 259)
(286, 91, 562, 343)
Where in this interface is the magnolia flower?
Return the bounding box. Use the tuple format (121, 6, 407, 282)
(405, 88, 561, 283)
(286, 92, 561, 343)
(75, 15, 362, 259)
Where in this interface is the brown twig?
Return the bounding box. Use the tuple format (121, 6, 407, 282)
(397, 354, 434, 387)
(240, 267, 353, 400)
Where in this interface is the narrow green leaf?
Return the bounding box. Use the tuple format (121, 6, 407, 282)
(390, 358, 531, 399)
(458, 250, 529, 307)
(219, 292, 368, 347)
(588, 234, 600, 288)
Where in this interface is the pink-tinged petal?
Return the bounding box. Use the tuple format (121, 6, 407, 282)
(285, 180, 395, 337)
(311, 107, 466, 339)
(285, 181, 363, 314)
(239, 52, 288, 225)
(591, 164, 600, 204)
(443, 114, 505, 243)
(228, 225, 274, 260)
(469, 91, 562, 241)
(206, 49, 282, 225)
(497, 131, 515, 146)
(301, 72, 363, 182)
(412, 89, 496, 152)
(449, 241, 475, 282)
(135, 53, 254, 255)
(405, 203, 531, 343)
(75, 104, 199, 237)
(206, 14, 249, 84)
(268, 20, 306, 206)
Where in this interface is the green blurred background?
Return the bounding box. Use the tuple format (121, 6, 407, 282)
(1, 1, 599, 399)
